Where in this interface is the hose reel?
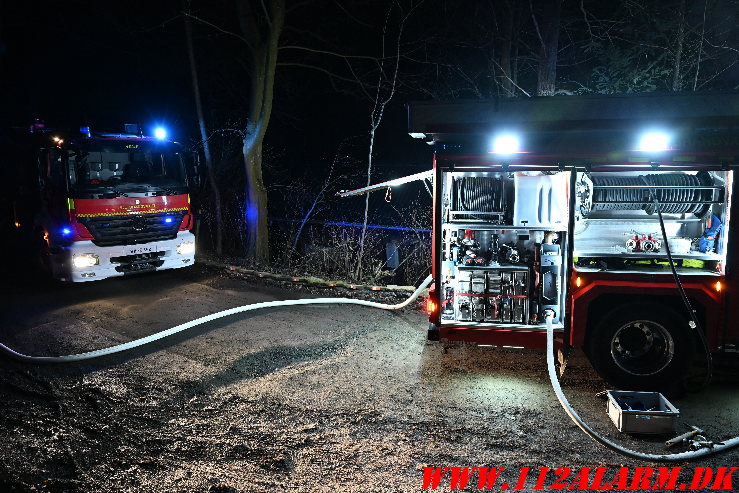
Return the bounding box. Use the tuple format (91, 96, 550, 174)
(577, 171, 721, 218)
(452, 177, 507, 222)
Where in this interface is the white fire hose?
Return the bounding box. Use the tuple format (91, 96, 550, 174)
(0, 275, 433, 363)
(545, 311, 739, 461)
(2, 274, 737, 461)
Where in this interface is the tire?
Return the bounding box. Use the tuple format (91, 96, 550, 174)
(586, 303, 694, 389)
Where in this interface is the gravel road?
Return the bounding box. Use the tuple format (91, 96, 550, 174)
(1, 264, 737, 492)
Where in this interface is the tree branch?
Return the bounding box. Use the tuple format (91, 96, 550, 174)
(182, 11, 251, 47)
(332, 0, 375, 28)
(490, 57, 532, 96)
(277, 62, 375, 86)
(279, 44, 383, 62)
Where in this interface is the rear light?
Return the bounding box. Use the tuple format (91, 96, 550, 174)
(425, 298, 438, 315)
(715, 281, 722, 293)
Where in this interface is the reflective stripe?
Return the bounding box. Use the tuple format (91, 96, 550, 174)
(76, 207, 189, 218)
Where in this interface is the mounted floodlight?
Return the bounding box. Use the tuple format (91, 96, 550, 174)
(637, 131, 671, 152)
(490, 134, 521, 155)
(154, 127, 167, 140)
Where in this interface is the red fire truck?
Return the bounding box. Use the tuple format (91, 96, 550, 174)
(3, 123, 197, 282)
(343, 92, 739, 388)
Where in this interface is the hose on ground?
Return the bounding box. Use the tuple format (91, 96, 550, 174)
(0, 275, 433, 364)
(545, 313, 739, 461)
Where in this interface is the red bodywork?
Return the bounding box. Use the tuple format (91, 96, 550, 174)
(407, 93, 739, 355)
(67, 195, 193, 240)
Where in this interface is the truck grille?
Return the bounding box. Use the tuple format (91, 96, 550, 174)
(111, 252, 166, 274)
(78, 212, 186, 246)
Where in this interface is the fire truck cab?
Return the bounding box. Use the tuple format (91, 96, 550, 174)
(406, 92, 738, 388)
(3, 124, 197, 282)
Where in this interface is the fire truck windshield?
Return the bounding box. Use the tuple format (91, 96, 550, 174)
(65, 140, 187, 197)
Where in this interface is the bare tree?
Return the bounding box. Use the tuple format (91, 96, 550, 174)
(184, 0, 223, 255)
(184, 0, 284, 262)
(671, 0, 688, 91)
(531, 0, 562, 96)
(355, 1, 424, 279)
(234, 0, 285, 263)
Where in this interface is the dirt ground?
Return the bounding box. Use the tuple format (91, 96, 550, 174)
(1, 264, 738, 492)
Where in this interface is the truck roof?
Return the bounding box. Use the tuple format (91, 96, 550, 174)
(408, 91, 739, 139)
(407, 92, 739, 166)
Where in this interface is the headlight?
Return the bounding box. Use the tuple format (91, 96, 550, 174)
(177, 241, 195, 255)
(72, 253, 99, 268)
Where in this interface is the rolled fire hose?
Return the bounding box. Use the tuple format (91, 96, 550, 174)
(545, 312, 739, 461)
(0, 275, 433, 363)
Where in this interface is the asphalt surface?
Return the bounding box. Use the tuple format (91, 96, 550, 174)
(0, 263, 738, 492)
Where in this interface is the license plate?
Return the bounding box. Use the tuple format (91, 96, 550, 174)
(125, 246, 156, 255)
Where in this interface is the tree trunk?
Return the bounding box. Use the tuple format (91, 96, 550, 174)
(499, 1, 514, 96)
(672, 0, 687, 92)
(534, 0, 561, 96)
(237, 0, 285, 263)
(243, 139, 269, 261)
(184, 2, 223, 255)
(355, 124, 377, 280)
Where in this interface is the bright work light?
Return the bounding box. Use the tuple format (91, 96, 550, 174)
(154, 127, 167, 140)
(491, 134, 521, 155)
(637, 132, 671, 152)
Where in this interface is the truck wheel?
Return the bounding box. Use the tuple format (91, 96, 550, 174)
(586, 304, 694, 389)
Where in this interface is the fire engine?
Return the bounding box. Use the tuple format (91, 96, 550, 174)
(3, 122, 197, 282)
(341, 92, 739, 388)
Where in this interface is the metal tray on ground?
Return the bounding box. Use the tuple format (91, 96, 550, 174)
(606, 390, 679, 435)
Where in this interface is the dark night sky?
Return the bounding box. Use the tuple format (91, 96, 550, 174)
(3, 1, 736, 204)
(0, 1, 429, 168)
(2, 2, 198, 133)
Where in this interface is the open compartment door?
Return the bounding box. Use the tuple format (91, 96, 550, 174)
(336, 170, 433, 198)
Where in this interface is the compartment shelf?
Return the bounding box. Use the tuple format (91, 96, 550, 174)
(443, 223, 566, 231)
(574, 249, 722, 261)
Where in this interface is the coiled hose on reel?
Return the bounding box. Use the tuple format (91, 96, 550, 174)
(455, 177, 506, 213)
(591, 172, 715, 216)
